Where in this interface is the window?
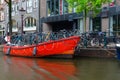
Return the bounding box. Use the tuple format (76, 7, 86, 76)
(25, 17, 36, 27)
(47, 0, 60, 16)
(46, 0, 77, 16)
(47, 1, 51, 16)
(63, 0, 68, 14)
(33, 0, 38, 8)
(12, 20, 17, 29)
(92, 17, 101, 32)
(12, 4, 15, 16)
(15, 2, 19, 13)
(55, 0, 59, 15)
(27, 0, 32, 13)
(22, 0, 26, 11)
(33, 19, 36, 26)
(113, 15, 120, 35)
(6, 7, 9, 17)
(0, 11, 4, 21)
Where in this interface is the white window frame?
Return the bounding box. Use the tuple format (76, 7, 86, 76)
(27, 0, 33, 13)
(33, 0, 38, 8)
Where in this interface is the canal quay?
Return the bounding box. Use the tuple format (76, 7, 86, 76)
(0, 47, 120, 80)
(75, 47, 116, 58)
(0, 31, 119, 80)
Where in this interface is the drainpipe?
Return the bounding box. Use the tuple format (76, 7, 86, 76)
(38, 0, 41, 32)
(108, 2, 110, 36)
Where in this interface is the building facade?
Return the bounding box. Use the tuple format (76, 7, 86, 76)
(41, 0, 120, 36)
(0, 0, 5, 36)
(1, 0, 120, 36)
(2, 0, 39, 34)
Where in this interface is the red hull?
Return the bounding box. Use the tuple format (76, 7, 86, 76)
(3, 36, 80, 57)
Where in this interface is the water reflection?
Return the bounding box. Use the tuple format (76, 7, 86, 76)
(2, 55, 120, 80)
(3, 56, 77, 80)
(73, 58, 120, 80)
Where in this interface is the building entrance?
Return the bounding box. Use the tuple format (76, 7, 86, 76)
(92, 17, 101, 32)
(48, 20, 78, 32)
(113, 15, 120, 35)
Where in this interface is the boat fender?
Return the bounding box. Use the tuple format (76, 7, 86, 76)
(33, 47, 37, 56)
(6, 47, 11, 55)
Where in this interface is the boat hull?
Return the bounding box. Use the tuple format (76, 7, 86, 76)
(3, 36, 80, 58)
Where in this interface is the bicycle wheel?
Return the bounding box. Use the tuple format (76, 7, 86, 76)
(90, 38, 99, 47)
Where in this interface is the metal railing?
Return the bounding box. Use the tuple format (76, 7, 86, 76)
(8, 29, 80, 46)
(2, 30, 120, 49)
(78, 31, 120, 49)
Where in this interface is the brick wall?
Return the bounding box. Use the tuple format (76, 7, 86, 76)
(116, 0, 120, 5)
(40, 0, 47, 17)
(102, 18, 109, 32)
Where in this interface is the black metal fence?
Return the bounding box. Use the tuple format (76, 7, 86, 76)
(0, 36, 7, 44)
(1, 30, 120, 49)
(78, 31, 120, 49)
(8, 29, 79, 46)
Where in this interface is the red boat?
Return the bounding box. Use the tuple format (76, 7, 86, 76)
(3, 36, 80, 58)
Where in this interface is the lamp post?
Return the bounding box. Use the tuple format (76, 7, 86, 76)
(19, 7, 26, 34)
(2, 27, 5, 37)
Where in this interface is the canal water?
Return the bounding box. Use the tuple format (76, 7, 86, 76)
(0, 53, 120, 80)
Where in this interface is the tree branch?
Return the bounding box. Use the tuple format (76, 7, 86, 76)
(4, 0, 9, 4)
